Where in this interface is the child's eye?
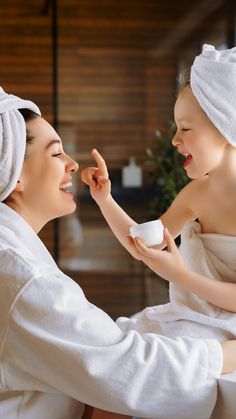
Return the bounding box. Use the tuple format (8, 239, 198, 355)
(181, 128, 190, 132)
(52, 153, 62, 157)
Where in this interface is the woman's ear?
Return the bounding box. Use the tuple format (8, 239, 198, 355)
(14, 179, 24, 192)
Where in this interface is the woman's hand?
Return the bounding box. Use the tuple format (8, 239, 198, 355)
(132, 227, 186, 282)
(81, 149, 111, 206)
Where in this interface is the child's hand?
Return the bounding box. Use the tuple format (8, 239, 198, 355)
(81, 149, 111, 205)
(132, 227, 186, 282)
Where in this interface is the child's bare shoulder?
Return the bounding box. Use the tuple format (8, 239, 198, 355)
(160, 177, 209, 237)
(176, 177, 209, 218)
(181, 176, 208, 198)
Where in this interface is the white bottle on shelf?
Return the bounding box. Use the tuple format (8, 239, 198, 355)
(122, 157, 142, 187)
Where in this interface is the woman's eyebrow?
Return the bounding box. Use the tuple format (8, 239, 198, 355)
(45, 139, 62, 150)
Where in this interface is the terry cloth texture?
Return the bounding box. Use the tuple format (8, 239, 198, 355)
(0, 205, 222, 419)
(190, 44, 236, 146)
(0, 87, 40, 201)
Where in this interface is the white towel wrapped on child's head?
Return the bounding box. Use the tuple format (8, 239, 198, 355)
(0, 87, 40, 202)
(190, 44, 236, 147)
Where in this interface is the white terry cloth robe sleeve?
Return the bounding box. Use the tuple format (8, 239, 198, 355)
(0, 204, 222, 419)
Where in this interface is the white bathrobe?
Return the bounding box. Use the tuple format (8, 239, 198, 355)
(0, 205, 222, 419)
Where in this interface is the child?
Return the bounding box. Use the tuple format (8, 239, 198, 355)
(82, 44, 236, 417)
(82, 45, 236, 322)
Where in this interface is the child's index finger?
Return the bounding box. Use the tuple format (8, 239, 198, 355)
(91, 149, 109, 178)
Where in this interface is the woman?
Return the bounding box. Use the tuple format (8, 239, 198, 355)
(0, 86, 234, 419)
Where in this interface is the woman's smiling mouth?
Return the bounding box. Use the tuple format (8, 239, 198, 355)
(59, 181, 73, 193)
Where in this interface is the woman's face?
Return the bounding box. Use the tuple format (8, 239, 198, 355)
(14, 117, 78, 232)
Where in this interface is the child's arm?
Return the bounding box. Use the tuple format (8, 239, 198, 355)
(133, 227, 236, 313)
(81, 149, 141, 259)
(81, 149, 196, 259)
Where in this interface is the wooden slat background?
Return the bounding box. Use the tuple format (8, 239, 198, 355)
(0, 0, 229, 316)
(0, 0, 227, 168)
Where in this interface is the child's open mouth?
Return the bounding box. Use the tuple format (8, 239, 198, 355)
(183, 154, 192, 168)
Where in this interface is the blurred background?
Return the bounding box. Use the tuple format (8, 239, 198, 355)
(0, 0, 235, 318)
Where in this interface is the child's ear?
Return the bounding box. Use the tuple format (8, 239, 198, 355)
(14, 179, 24, 192)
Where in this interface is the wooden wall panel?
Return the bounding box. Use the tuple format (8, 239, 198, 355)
(0, 0, 52, 120)
(0, 0, 227, 264)
(0, 0, 224, 170)
(59, 45, 149, 168)
(58, 48, 177, 170)
(56, 0, 184, 171)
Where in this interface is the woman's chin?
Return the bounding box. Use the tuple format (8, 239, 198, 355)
(61, 201, 77, 217)
(48, 201, 77, 221)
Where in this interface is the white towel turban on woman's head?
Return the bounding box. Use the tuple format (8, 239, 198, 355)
(0, 87, 41, 202)
(190, 44, 236, 147)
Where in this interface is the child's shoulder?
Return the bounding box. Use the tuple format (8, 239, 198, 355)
(173, 177, 209, 219)
(178, 176, 209, 200)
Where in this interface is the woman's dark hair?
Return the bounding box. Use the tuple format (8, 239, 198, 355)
(18, 108, 39, 122)
(18, 108, 40, 157)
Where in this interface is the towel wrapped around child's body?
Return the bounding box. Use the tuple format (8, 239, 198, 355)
(117, 221, 236, 340)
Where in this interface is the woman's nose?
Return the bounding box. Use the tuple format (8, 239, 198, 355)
(67, 158, 79, 173)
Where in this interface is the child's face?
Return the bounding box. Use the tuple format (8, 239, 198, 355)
(172, 86, 227, 179)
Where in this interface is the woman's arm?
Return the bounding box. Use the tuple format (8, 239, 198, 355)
(7, 268, 223, 418)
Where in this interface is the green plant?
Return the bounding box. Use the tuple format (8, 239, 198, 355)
(146, 121, 189, 219)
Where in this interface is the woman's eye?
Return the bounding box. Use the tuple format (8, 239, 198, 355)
(181, 128, 190, 132)
(52, 153, 62, 157)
